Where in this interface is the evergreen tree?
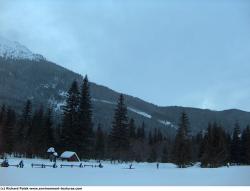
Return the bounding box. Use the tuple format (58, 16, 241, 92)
(60, 80, 80, 152)
(128, 118, 136, 139)
(241, 126, 250, 164)
(29, 106, 45, 156)
(109, 94, 129, 160)
(78, 75, 94, 159)
(18, 100, 32, 143)
(172, 112, 192, 168)
(141, 122, 145, 140)
(136, 122, 146, 140)
(21, 100, 32, 125)
(194, 131, 204, 161)
(200, 123, 229, 167)
(43, 108, 55, 149)
(0, 104, 6, 154)
(136, 127, 141, 139)
(95, 124, 105, 160)
(2, 107, 16, 154)
(153, 128, 157, 143)
(148, 147, 157, 162)
(230, 121, 242, 164)
(148, 131, 153, 145)
(157, 129, 163, 142)
(226, 132, 232, 162)
(0, 104, 6, 124)
(161, 144, 169, 163)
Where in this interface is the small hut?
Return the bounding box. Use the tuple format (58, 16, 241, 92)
(60, 151, 80, 162)
(47, 147, 56, 162)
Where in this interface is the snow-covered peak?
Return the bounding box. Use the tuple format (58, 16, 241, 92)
(0, 36, 45, 61)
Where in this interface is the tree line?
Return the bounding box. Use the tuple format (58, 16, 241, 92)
(0, 76, 250, 168)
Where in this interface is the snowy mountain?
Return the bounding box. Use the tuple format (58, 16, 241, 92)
(0, 38, 250, 135)
(0, 36, 44, 61)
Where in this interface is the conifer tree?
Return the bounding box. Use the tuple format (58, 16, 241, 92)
(18, 100, 32, 143)
(60, 80, 80, 152)
(29, 106, 45, 156)
(0, 104, 6, 154)
(161, 144, 169, 163)
(200, 123, 229, 167)
(95, 124, 105, 160)
(0, 104, 6, 124)
(129, 118, 136, 139)
(157, 129, 163, 142)
(153, 128, 157, 143)
(230, 121, 242, 164)
(148, 147, 157, 162)
(43, 108, 55, 150)
(196, 131, 204, 159)
(2, 107, 16, 154)
(172, 112, 192, 168)
(241, 126, 250, 164)
(78, 75, 94, 158)
(148, 131, 153, 145)
(141, 122, 145, 140)
(109, 94, 129, 160)
(136, 127, 141, 139)
(136, 122, 145, 140)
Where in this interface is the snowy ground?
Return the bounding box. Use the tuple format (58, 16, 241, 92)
(0, 158, 250, 186)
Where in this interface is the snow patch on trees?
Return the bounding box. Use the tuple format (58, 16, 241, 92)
(48, 98, 65, 111)
(92, 98, 153, 119)
(158, 120, 177, 129)
(59, 90, 68, 97)
(127, 107, 152, 119)
(92, 98, 116, 105)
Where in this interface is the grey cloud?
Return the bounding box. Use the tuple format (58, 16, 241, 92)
(0, 0, 250, 111)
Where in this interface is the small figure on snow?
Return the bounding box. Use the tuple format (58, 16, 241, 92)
(129, 163, 133, 169)
(157, 163, 159, 169)
(227, 162, 230, 168)
(19, 160, 24, 168)
(99, 163, 103, 168)
(1, 158, 9, 167)
(53, 162, 57, 168)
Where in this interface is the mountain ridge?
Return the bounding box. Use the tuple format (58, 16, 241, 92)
(0, 38, 250, 135)
(0, 36, 45, 61)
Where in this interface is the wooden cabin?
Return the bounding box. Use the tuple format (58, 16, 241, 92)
(60, 151, 80, 162)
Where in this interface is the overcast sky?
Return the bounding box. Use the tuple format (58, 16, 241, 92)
(0, 0, 250, 111)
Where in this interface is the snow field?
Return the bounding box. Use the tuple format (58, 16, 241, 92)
(0, 158, 249, 186)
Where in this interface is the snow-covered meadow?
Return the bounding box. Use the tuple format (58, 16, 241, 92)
(0, 158, 249, 186)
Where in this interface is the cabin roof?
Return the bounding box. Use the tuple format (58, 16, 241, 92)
(60, 151, 80, 161)
(47, 147, 55, 153)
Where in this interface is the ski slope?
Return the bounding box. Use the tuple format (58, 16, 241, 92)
(0, 158, 249, 186)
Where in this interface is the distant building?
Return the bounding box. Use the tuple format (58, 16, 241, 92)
(47, 147, 55, 153)
(60, 151, 80, 162)
(47, 147, 56, 162)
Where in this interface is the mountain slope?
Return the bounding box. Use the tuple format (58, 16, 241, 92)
(0, 57, 176, 136)
(0, 38, 250, 135)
